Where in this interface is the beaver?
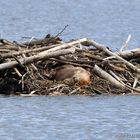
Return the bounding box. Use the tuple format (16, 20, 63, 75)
(52, 65, 91, 86)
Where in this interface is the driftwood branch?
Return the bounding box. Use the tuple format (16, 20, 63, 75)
(120, 34, 131, 52)
(87, 39, 140, 73)
(0, 47, 75, 70)
(117, 48, 140, 60)
(93, 65, 125, 89)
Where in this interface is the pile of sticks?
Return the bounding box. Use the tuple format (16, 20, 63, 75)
(0, 34, 140, 96)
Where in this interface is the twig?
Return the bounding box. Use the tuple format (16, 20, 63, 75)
(49, 58, 94, 68)
(21, 72, 28, 91)
(109, 70, 125, 85)
(12, 55, 27, 71)
(103, 56, 116, 61)
(55, 25, 69, 38)
(14, 68, 22, 77)
(68, 87, 80, 95)
(133, 75, 138, 88)
(120, 34, 131, 52)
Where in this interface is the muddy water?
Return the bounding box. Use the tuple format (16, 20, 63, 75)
(0, 0, 140, 139)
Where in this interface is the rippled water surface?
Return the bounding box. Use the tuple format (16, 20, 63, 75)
(0, 96, 140, 140)
(0, 0, 140, 49)
(0, 0, 140, 139)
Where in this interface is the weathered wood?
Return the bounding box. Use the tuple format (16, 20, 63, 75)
(0, 45, 57, 58)
(87, 39, 140, 73)
(120, 34, 131, 52)
(93, 65, 140, 93)
(117, 48, 140, 60)
(93, 64, 125, 89)
(23, 36, 61, 46)
(0, 48, 75, 70)
(42, 38, 87, 53)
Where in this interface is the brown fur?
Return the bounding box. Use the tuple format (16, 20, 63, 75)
(53, 65, 91, 86)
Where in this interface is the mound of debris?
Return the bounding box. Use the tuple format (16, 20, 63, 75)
(0, 34, 140, 96)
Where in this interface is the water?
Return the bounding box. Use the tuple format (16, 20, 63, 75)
(0, 0, 140, 50)
(0, 95, 140, 140)
(0, 0, 140, 139)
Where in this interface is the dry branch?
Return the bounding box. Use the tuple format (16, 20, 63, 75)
(0, 47, 75, 70)
(117, 48, 140, 60)
(87, 39, 140, 73)
(93, 65, 125, 89)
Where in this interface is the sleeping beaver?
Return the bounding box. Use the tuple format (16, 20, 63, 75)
(52, 65, 91, 86)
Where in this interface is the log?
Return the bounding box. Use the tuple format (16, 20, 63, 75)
(42, 38, 87, 53)
(0, 45, 57, 58)
(87, 39, 140, 73)
(93, 64, 125, 89)
(0, 38, 88, 58)
(117, 48, 140, 60)
(0, 47, 75, 70)
(93, 65, 140, 93)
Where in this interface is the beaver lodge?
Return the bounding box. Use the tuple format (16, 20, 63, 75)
(0, 33, 140, 96)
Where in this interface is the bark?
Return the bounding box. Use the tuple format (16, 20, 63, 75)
(0, 45, 56, 58)
(0, 38, 88, 58)
(88, 39, 140, 73)
(93, 65, 140, 93)
(93, 64, 125, 89)
(0, 48, 75, 70)
(117, 48, 140, 60)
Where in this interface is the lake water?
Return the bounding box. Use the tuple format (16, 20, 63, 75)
(0, 95, 140, 140)
(0, 0, 140, 139)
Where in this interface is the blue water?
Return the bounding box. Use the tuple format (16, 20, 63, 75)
(0, 0, 140, 139)
(0, 0, 140, 50)
(0, 95, 140, 140)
